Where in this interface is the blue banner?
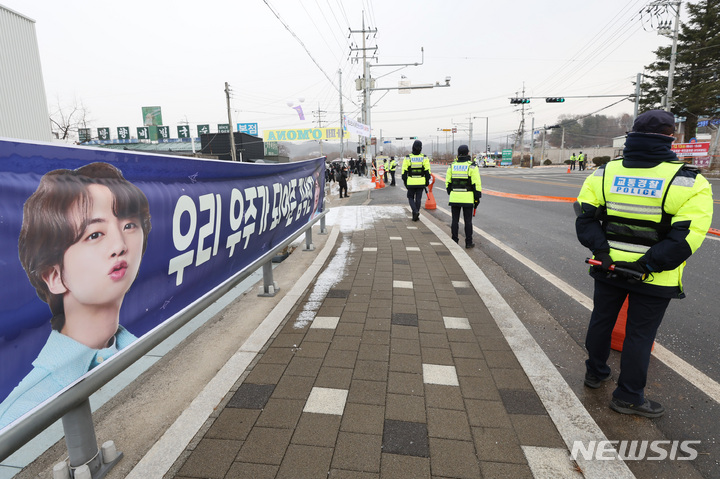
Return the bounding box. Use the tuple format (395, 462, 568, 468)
(0, 139, 325, 428)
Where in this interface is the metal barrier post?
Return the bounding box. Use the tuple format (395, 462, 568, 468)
(303, 228, 315, 251)
(59, 399, 122, 479)
(258, 261, 279, 297)
(320, 215, 327, 234)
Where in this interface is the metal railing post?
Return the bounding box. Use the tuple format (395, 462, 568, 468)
(304, 228, 315, 251)
(57, 399, 122, 479)
(320, 215, 327, 234)
(258, 261, 279, 297)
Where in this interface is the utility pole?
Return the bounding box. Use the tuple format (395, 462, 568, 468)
(350, 13, 377, 169)
(529, 115, 535, 168)
(313, 103, 327, 156)
(512, 84, 527, 164)
(634, 72, 643, 122)
(664, 1, 681, 111)
(642, 0, 681, 111)
(225, 82, 237, 162)
(339, 69, 344, 160)
(473, 116, 489, 157)
(351, 13, 450, 165)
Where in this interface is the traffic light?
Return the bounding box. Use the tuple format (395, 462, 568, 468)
(545, 97, 565, 103)
(510, 98, 530, 104)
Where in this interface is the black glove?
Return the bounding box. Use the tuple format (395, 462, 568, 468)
(612, 261, 648, 281)
(592, 251, 613, 272)
(447, 187, 452, 195)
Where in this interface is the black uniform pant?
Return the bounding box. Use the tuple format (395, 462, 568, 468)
(390, 170, 396, 186)
(585, 279, 670, 404)
(450, 204, 474, 245)
(339, 179, 348, 198)
(407, 187, 423, 214)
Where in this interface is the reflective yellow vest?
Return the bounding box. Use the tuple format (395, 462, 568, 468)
(402, 154, 430, 187)
(445, 159, 481, 204)
(578, 158, 712, 291)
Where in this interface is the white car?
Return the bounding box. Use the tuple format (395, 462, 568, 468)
(481, 157, 496, 167)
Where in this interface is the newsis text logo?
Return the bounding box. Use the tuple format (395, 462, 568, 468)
(571, 440, 701, 461)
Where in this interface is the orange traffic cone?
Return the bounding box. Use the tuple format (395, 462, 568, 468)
(379, 173, 386, 188)
(567, 164, 571, 173)
(424, 173, 437, 210)
(611, 296, 654, 352)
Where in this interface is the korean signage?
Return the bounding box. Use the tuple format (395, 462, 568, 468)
(97, 128, 110, 141)
(137, 127, 149, 140)
(265, 141, 280, 156)
(157, 126, 170, 139)
(0, 139, 326, 429)
(78, 128, 91, 143)
(177, 125, 191, 138)
(671, 142, 710, 157)
(343, 116, 370, 138)
(263, 128, 344, 142)
(501, 148, 513, 166)
(218, 124, 230, 133)
(197, 124, 210, 136)
(237, 123, 259, 136)
(117, 127, 130, 140)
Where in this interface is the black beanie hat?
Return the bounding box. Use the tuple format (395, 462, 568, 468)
(632, 110, 675, 135)
(412, 140, 422, 155)
(458, 145, 469, 156)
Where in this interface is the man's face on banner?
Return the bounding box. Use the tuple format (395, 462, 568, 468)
(44, 184, 144, 310)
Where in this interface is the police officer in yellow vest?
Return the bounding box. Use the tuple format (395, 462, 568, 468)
(446, 145, 482, 248)
(402, 140, 431, 221)
(570, 153, 577, 170)
(575, 110, 713, 418)
(389, 156, 397, 186)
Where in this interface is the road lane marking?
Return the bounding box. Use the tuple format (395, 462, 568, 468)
(420, 209, 634, 479)
(433, 203, 720, 406)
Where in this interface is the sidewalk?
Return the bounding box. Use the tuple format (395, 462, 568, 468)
(150, 205, 626, 479)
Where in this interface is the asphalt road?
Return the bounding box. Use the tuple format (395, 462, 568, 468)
(365, 164, 720, 478)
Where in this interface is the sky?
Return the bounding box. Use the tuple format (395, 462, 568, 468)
(4, 0, 681, 152)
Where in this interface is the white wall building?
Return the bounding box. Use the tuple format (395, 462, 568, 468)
(0, 5, 51, 142)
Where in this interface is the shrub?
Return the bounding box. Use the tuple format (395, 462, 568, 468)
(543, 159, 552, 165)
(593, 156, 611, 166)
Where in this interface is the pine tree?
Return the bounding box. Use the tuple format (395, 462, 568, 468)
(638, 0, 720, 141)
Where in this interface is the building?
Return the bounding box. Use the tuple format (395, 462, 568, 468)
(0, 5, 51, 142)
(200, 132, 265, 162)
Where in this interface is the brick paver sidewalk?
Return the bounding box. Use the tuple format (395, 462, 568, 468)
(171, 207, 568, 479)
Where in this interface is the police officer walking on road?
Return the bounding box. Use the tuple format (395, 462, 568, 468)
(446, 145, 481, 248)
(389, 156, 397, 186)
(575, 110, 713, 418)
(402, 140, 431, 221)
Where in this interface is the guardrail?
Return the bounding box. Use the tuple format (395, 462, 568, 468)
(0, 210, 328, 477)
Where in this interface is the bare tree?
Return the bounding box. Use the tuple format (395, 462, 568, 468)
(49, 97, 92, 142)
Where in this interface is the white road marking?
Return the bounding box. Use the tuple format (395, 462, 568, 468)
(433, 204, 720, 406)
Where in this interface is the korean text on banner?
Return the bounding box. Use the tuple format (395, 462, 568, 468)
(0, 139, 325, 429)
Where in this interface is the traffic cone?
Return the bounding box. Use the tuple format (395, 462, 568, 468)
(567, 164, 571, 173)
(424, 173, 437, 210)
(375, 177, 382, 189)
(379, 173, 385, 188)
(611, 296, 654, 352)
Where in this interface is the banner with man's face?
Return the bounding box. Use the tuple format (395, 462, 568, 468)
(0, 139, 325, 429)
